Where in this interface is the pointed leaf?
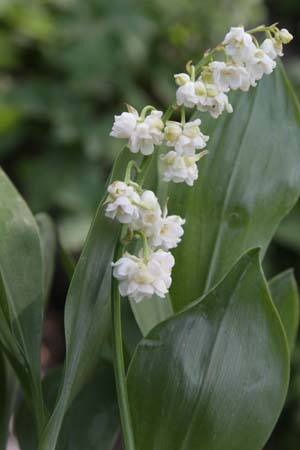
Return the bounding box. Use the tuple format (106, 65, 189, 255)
(127, 250, 289, 450)
(0, 168, 44, 420)
(269, 269, 299, 352)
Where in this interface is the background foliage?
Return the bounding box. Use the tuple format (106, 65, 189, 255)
(1, 0, 300, 449)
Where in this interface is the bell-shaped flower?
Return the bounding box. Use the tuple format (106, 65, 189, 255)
(105, 180, 141, 224)
(150, 213, 185, 250)
(247, 48, 276, 81)
(165, 119, 209, 155)
(161, 151, 205, 186)
(110, 107, 164, 155)
(112, 250, 175, 302)
(260, 38, 283, 59)
(209, 61, 254, 92)
(223, 26, 256, 64)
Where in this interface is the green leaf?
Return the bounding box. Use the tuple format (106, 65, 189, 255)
(15, 362, 120, 450)
(35, 213, 57, 303)
(38, 149, 134, 450)
(129, 294, 173, 337)
(0, 354, 16, 450)
(127, 249, 289, 450)
(0, 168, 44, 426)
(160, 64, 300, 312)
(269, 269, 299, 352)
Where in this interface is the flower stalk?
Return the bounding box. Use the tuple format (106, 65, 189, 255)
(111, 242, 136, 450)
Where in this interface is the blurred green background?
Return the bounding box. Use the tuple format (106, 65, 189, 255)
(0, 1, 300, 449)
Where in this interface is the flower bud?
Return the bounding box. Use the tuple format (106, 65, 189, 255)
(277, 28, 293, 44)
(174, 73, 190, 86)
(165, 121, 182, 142)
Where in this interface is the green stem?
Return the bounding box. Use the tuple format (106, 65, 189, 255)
(111, 244, 136, 450)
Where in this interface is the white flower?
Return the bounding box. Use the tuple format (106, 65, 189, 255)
(131, 190, 162, 237)
(176, 77, 198, 108)
(110, 107, 164, 156)
(260, 38, 283, 59)
(128, 110, 164, 155)
(105, 181, 141, 224)
(209, 61, 254, 92)
(150, 214, 185, 250)
(247, 48, 276, 81)
(277, 28, 293, 44)
(223, 26, 256, 63)
(105, 196, 140, 224)
(165, 119, 209, 155)
(112, 250, 175, 302)
(107, 180, 136, 199)
(196, 81, 233, 118)
(110, 110, 138, 138)
(161, 151, 204, 186)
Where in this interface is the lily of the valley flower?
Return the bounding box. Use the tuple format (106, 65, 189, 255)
(196, 81, 233, 118)
(112, 250, 175, 302)
(105, 181, 141, 224)
(149, 213, 185, 250)
(110, 106, 164, 155)
(223, 26, 257, 63)
(165, 119, 209, 155)
(260, 38, 283, 59)
(247, 48, 276, 81)
(161, 151, 206, 186)
(209, 61, 254, 92)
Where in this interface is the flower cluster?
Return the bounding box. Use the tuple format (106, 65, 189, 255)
(105, 180, 184, 302)
(107, 24, 293, 303)
(175, 26, 292, 118)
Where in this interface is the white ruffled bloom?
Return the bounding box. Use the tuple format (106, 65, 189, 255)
(128, 110, 164, 155)
(209, 61, 254, 92)
(110, 107, 164, 156)
(260, 38, 283, 59)
(196, 81, 233, 118)
(112, 250, 175, 302)
(105, 181, 141, 224)
(176, 77, 199, 108)
(165, 119, 209, 155)
(110, 110, 138, 138)
(150, 214, 185, 250)
(161, 151, 204, 186)
(131, 190, 162, 237)
(247, 48, 276, 81)
(223, 26, 256, 63)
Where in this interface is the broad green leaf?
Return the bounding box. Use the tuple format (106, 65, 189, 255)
(0, 168, 44, 423)
(269, 269, 299, 352)
(127, 249, 289, 450)
(160, 64, 300, 312)
(36, 213, 57, 303)
(39, 149, 135, 450)
(16, 362, 119, 450)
